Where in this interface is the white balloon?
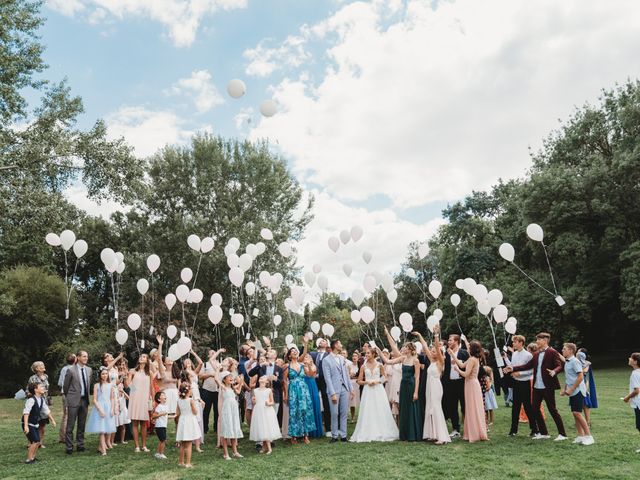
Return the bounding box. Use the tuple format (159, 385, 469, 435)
(526, 223, 544, 242)
(231, 313, 244, 328)
(105, 256, 118, 273)
(115, 328, 128, 345)
(387, 289, 398, 303)
(187, 234, 201, 252)
(180, 267, 193, 283)
(328, 236, 340, 253)
(399, 312, 412, 327)
(177, 336, 192, 356)
(226, 253, 239, 269)
(363, 275, 377, 293)
(176, 284, 190, 303)
(116, 261, 125, 274)
(487, 289, 503, 308)
(310, 321, 320, 334)
(433, 308, 443, 321)
(278, 242, 292, 258)
(246, 243, 257, 258)
(362, 251, 372, 264)
(317, 275, 328, 291)
(165, 293, 176, 311)
(499, 243, 515, 262)
(127, 313, 141, 331)
(72, 239, 88, 258)
(146, 254, 161, 273)
(463, 278, 477, 295)
(455, 279, 464, 289)
(59, 230, 76, 251)
(477, 299, 491, 316)
(208, 305, 223, 325)
(167, 325, 177, 339)
(136, 278, 149, 295)
(188, 288, 203, 304)
(426, 315, 439, 333)
(350, 310, 361, 323)
(473, 284, 488, 302)
(418, 302, 427, 313)
(209, 293, 222, 306)
(273, 314, 282, 326)
(304, 272, 316, 287)
(390, 326, 401, 341)
(312, 264, 322, 274)
(227, 78, 246, 98)
(505, 319, 517, 335)
(245, 282, 256, 296)
(229, 267, 244, 287)
(360, 306, 375, 324)
(405, 268, 416, 279)
(284, 297, 296, 311)
(342, 264, 353, 277)
(350, 225, 363, 242)
(321, 323, 334, 337)
(100, 248, 116, 266)
(255, 242, 266, 255)
(418, 243, 429, 260)
(224, 244, 236, 257)
(259, 271, 271, 287)
(45, 233, 61, 246)
(493, 304, 508, 323)
(291, 285, 305, 306)
(260, 228, 273, 240)
(168, 344, 181, 361)
(450, 293, 461, 307)
(200, 237, 215, 253)
(351, 288, 365, 307)
(402, 322, 413, 333)
(428, 280, 442, 299)
(228, 237, 241, 250)
(239, 253, 253, 271)
(260, 99, 277, 117)
(285, 334, 294, 345)
(339, 230, 351, 245)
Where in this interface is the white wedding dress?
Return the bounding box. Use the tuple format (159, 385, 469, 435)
(350, 363, 399, 442)
(423, 362, 451, 443)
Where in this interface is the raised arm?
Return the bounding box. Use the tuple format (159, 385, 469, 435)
(412, 332, 430, 359)
(384, 326, 401, 357)
(105, 352, 124, 370)
(190, 350, 204, 374)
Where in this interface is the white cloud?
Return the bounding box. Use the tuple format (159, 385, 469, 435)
(167, 70, 224, 113)
(249, 0, 640, 208)
(293, 190, 445, 295)
(46, 0, 248, 47)
(65, 181, 128, 220)
(105, 106, 195, 157)
(244, 34, 311, 77)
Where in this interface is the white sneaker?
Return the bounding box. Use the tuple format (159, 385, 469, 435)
(573, 436, 584, 444)
(450, 430, 460, 438)
(325, 432, 332, 438)
(554, 435, 568, 441)
(154, 453, 161, 459)
(581, 436, 594, 446)
(532, 434, 550, 440)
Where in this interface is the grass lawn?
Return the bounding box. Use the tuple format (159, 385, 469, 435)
(0, 367, 638, 480)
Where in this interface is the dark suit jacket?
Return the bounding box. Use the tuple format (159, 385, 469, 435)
(443, 349, 469, 382)
(512, 347, 563, 390)
(63, 364, 92, 408)
(248, 363, 284, 403)
(310, 350, 329, 381)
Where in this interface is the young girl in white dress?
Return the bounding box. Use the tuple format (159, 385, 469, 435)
(350, 348, 399, 442)
(250, 376, 282, 453)
(216, 370, 244, 460)
(175, 382, 200, 468)
(414, 328, 451, 445)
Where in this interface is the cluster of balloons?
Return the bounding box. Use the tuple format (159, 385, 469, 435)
(226, 79, 277, 118)
(327, 225, 364, 253)
(46, 230, 88, 258)
(100, 248, 125, 274)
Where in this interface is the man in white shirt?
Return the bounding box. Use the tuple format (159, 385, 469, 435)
(199, 348, 223, 435)
(442, 334, 468, 438)
(503, 335, 539, 437)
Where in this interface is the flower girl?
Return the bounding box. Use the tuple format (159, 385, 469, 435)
(175, 382, 200, 468)
(216, 371, 244, 460)
(250, 376, 282, 454)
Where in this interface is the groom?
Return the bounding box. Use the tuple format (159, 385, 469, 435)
(322, 339, 353, 442)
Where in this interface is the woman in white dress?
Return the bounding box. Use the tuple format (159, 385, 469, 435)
(414, 327, 451, 444)
(350, 348, 399, 442)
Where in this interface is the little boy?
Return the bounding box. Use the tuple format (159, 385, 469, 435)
(153, 391, 171, 459)
(23, 382, 56, 464)
(561, 343, 594, 445)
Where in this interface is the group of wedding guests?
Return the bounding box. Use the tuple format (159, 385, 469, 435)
(20, 328, 640, 465)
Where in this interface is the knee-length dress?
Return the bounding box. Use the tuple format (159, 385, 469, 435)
(250, 388, 282, 442)
(463, 360, 489, 442)
(398, 364, 422, 441)
(176, 398, 201, 442)
(287, 365, 316, 438)
(87, 383, 117, 434)
(129, 370, 150, 421)
(219, 388, 243, 439)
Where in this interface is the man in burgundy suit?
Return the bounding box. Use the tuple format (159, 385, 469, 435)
(504, 332, 567, 441)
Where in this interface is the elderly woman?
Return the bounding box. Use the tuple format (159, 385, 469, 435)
(28, 361, 50, 448)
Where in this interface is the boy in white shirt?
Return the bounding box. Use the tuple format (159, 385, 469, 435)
(153, 392, 172, 459)
(623, 352, 640, 453)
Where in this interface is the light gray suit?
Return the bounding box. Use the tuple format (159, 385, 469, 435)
(63, 364, 92, 451)
(322, 353, 352, 439)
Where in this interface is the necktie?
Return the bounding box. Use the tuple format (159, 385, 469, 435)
(81, 367, 88, 402)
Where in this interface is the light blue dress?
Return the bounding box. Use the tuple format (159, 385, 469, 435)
(86, 383, 117, 434)
(287, 365, 316, 438)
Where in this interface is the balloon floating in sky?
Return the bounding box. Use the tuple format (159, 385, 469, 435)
(227, 79, 246, 99)
(260, 99, 277, 117)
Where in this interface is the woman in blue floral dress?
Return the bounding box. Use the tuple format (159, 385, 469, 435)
(284, 345, 316, 444)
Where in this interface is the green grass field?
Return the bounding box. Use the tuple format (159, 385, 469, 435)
(0, 368, 638, 480)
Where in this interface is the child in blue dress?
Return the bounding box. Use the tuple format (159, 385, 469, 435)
(483, 365, 498, 426)
(86, 367, 117, 455)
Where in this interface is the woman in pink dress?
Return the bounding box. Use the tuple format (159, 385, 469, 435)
(127, 354, 153, 452)
(449, 340, 488, 443)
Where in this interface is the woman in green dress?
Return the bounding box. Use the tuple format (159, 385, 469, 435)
(380, 327, 423, 441)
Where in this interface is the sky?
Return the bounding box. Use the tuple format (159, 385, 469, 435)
(43, 0, 640, 296)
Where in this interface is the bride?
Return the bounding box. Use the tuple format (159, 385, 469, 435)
(350, 347, 399, 442)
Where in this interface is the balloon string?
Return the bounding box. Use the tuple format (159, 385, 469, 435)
(454, 306, 464, 335)
(388, 299, 397, 326)
(511, 262, 556, 297)
(150, 273, 155, 329)
(541, 243, 559, 296)
(485, 315, 499, 350)
(109, 273, 117, 329)
(140, 294, 145, 347)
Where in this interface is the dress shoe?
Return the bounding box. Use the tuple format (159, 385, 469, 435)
(77, 446, 86, 452)
(329, 438, 338, 444)
(66, 449, 73, 455)
(341, 437, 347, 442)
